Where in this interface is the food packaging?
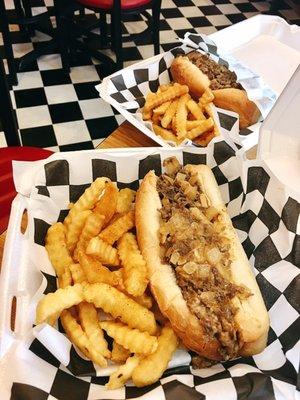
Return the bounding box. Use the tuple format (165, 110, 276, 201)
(97, 15, 300, 149)
(0, 116, 299, 398)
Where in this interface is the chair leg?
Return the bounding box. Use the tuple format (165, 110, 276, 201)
(111, 7, 122, 69)
(0, 56, 20, 146)
(0, 2, 18, 86)
(152, 0, 161, 55)
(13, 0, 27, 35)
(99, 12, 108, 48)
(22, 0, 35, 36)
(53, 0, 70, 73)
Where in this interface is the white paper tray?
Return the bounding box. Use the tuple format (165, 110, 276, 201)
(97, 15, 300, 149)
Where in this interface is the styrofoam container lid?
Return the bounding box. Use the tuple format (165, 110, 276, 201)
(258, 65, 300, 193)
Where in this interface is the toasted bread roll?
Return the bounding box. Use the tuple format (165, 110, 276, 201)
(170, 54, 260, 129)
(135, 162, 269, 361)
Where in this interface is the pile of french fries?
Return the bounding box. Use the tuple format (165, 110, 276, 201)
(142, 82, 219, 146)
(36, 178, 178, 389)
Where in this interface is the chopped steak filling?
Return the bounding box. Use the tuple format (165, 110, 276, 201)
(186, 51, 243, 91)
(157, 157, 251, 360)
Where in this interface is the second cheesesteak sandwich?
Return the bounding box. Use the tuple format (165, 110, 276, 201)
(136, 157, 269, 365)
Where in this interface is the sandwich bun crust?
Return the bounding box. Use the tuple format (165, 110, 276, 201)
(170, 56, 260, 129)
(136, 166, 269, 360)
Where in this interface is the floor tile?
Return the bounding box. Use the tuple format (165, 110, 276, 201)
(37, 54, 62, 70)
(79, 98, 114, 120)
(166, 17, 193, 30)
(14, 87, 47, 108)
(13, 71, 43, 90)
(41, 69, 72, 86)
(45, 84, 78, 105)
(70, 65, 99, 83)
(20, 125, 57, 147)
(74, 81, 100, 100)
(206, 14, 232, 26)
(16, 105, 52, 129)
(0, 132, 7, 148)
(53, 120, 91, 145)
(59, 141, 94, 151)
(49, 102, 83, 124)
(179, 6, 204, 17)
(86, 116, 118, 139)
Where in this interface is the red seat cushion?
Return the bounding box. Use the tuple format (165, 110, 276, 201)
(77, 0, 152, 10)
(0, 147, 53, 233)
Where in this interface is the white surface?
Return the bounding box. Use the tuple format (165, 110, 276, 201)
(258, 65, 300, 193)
(210, 15, 300, 97)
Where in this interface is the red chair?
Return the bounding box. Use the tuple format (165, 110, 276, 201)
(0, 147, 53, 233)
(57, 0, 162, 72)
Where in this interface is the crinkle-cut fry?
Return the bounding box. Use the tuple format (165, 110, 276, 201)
(69, 263, 87, 284)
(58, 265, 72, 288)
(99, 210, 135, 245)
(64, 177, 109, 227)
(83, 283, 157, 335)
(204, 102, 221, 137)
(116, 188, 136, 214)
(106, 355, 140, 390)
(187, 117, 214, 140)
(73, 213, 105, 262)
(117, 232, 148, 297)
(45, 222, 73, 277)
(132, 326, 178, 387)
(93, 182, 118, 226)
(187, 99, 206, 120)
(113, 269, 152, 309)
(144, 83, 188, 112)
(100, 321, 158, 355)
(36, 284, 84, 325)
(161, 99, 179, 129)
(111, 341, 131, 364)
(86, 237, 119, 266)
(193, 129, 215, 147)
(159, 83, 173, 92)
(186, 120, 208, 130)
(142, 92, 155, 119)
(153, 124, 179, 144)
(175, 93, 190, 139)
(78, 302, 111, 359)
(133, 293, 153, 309)
(61, 309, 107, 367)
(153, 101, 172, 115)
(152, 113, 161, 126)
(78, 250, 119, 286)
(66, 210, 92, 254)
(199, 87, 214, 105)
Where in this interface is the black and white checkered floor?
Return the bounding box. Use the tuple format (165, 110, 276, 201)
(0, 0, 299, 151)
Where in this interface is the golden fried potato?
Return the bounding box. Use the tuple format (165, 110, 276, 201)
(187, 99, 205, 120)
(64, 177, 109, 227)
(61, 309, 107, 367)
(93, 182, 118, 226)
(106, 355, 140, 390)
(78, 302, 110, 359)
(153, 125, 179, 144)
(175, 93, 190, 139)
(199, 87, 214, 105)
(132, 326, 178, 387)
(117, 233, 148, 297)
(100, 321, 158, 355)
(187, 117, 214, 140)
(116, 188, 136, 214)
(144, 83, 188, 112)
(66, 210, 92, 254)
(36, 284, 84, 325)
(83, 283, 157, 334)
(161, 99, 178, 129)
(153, 101, 172, 115)
(58, 265, 72, 289)
(86, 237, 119, 266)
(99, 210, 135, 245)
(78, 250, 119, 286)
(111, 341, 131, 364)
(69, 263, 87, 284)
(45, 222, 73, 277)
(73, 213, 105, 262)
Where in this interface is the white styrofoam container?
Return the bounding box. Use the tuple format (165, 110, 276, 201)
(257, 65, 300, 194)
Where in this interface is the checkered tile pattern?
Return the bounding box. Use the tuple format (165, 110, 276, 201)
(0, 0, 299, 150)
(5, 145, 298, 400)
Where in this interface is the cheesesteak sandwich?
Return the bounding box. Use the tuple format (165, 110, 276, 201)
(170, 51, 260, 129)
(136, 157, 269, 365)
